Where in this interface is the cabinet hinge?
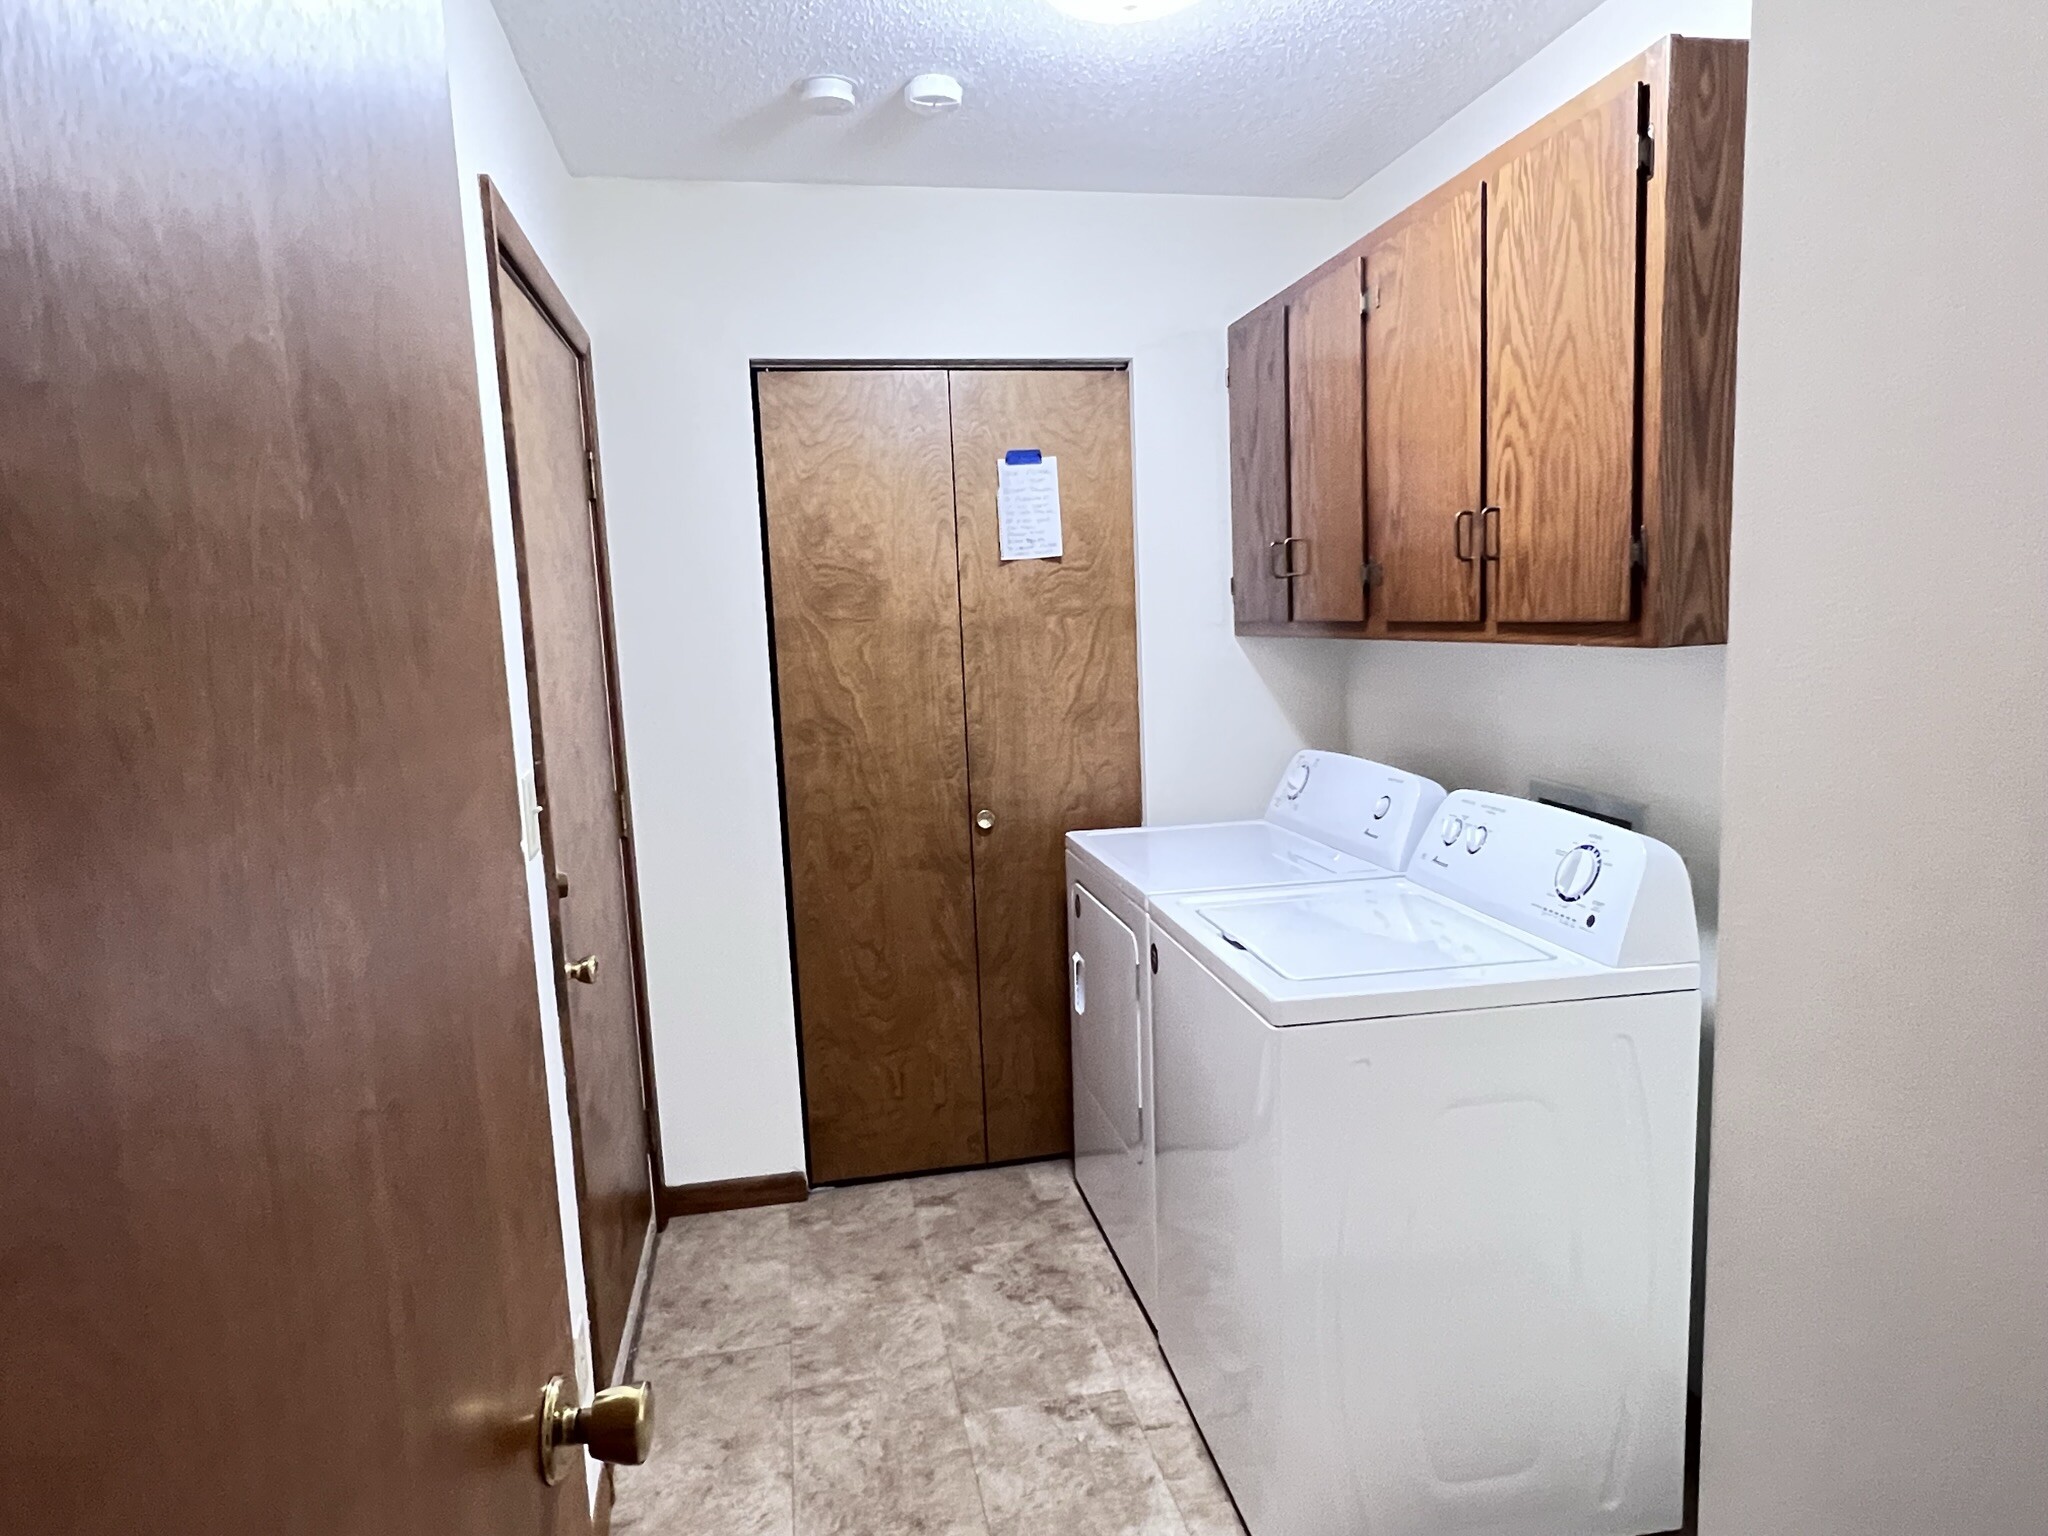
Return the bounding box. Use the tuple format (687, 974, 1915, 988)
(1630, 529, 1647, 572)
(1363, 560, 1384, 589)
(616, 786, 633, 840)
(1229, 575, 1237, 599)
(1360, 285, 1380, 317)
(585, 449, 599, 504)
(1225, 365, 1232, 389)
(1638, 129, 1656, 178)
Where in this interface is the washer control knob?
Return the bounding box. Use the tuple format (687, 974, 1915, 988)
(1555, 844, 1603, 902)
(1465, 825, 1488, 854)
(1440, 815, 1465, 846)
(1283, 759, 1312, 800)
(1371, 795, 1392, 821)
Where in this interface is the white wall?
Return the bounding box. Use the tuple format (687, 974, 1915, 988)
(1337, 0, 1751, 940)
(568, 178, 1361, 1185)
(1698, 2, 2048, 1529)
(440, 0, 601, 1465)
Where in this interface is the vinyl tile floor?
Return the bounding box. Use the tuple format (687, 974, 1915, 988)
(611, 1160, 1246, 1536)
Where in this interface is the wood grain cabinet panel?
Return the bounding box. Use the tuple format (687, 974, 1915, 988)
(1364, 183, 1485, 625)
(1286, 260, 1368, 623)
(1488, 82, 1643, 626)
(1227, 301, 1292, 626)
(1228, 35, 1747, 648)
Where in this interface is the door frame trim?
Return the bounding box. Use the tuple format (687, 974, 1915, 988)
(478, 177, 667, 1233)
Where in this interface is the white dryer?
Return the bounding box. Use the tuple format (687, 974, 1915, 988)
(1149, 791, 1701, 1536)
(1065, 751, 1444, 1317)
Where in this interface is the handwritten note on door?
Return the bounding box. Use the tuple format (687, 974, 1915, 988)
(996, 450, 1063, 562)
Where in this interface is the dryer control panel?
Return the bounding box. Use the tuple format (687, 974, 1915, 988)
(1264, 751, 1446, 874)
(1407, 792, 1698, 969)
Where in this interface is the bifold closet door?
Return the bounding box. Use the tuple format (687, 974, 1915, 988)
(758, 369, 987, 1182)
(951, 369, 1140, 1163)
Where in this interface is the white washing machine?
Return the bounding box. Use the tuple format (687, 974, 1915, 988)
(1065, 751, 1444, 1317)
(1150, 791, 1701, 1536)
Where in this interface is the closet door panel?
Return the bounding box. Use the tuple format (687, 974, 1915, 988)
(758, 369, 987, 1182)
(1488, 84, 1642, 624)
(1364, 186, 1485, 624)
(1287, 261, 1368, 623)
(950, 369, 1141, 1164)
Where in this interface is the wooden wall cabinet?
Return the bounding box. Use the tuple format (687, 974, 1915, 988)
(1228, 36, 1747, 646)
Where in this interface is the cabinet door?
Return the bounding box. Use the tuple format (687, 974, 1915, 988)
(1365, 186, 1485, 624)
(1488, 84, 1642, 624)
(1287, 260, 1368, 623)
(1228, 301, 1292, 627)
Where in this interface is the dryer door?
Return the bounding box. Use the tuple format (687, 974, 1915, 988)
(1069, 883, 1152, 1303)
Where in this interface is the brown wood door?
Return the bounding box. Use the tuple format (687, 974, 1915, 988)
(950, 369, 1141, 1163)
(488, 193, 654, 1389)
(1228, 300, 1292, 626)
(1488, 82, 1644, 624)
(1287, 260, 1368, 623)
(0, 3, 585, 1531)
(1365, 186, 1486, 624)
(758, 370, 987, 1183)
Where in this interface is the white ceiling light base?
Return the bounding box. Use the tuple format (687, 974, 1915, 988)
(1047, 0, 1200, 23)
(798, 75, 857, 114)
(904, 73, 964, 114)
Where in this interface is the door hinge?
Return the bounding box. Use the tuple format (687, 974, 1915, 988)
(1363, 559, 1384, 589)
(1638, 129, 1656, 178)
(1225, 365, 1232, 390)
(1228, 575, 1237, 599)
(1630, 529, 1647, 572)
(585, 449, 599, 504)
(616, 786, 633, 840)
(1360, 284, 1380, 317)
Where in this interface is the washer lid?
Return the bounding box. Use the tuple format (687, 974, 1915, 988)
(1067, 820, 1381, 902)
(1200, 883, 1550, 982)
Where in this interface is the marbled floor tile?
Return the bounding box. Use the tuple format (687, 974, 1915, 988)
(1143, 1420, 1247, 1536)
(791, 1179, 929, 1295)
(929, 1233, 1121, 1414)
(613, 1343, 793, 1536)
(793, 1361, 989, 1536)
(1049, 1233, 1190, 1431)
(640, 1204, 793, 1360)
(963, 1391, 1188, 1536)
(912, 1164, 1097, 1262)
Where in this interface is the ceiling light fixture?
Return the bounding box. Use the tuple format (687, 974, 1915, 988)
(1047, 0, 1199, 23)
(797, 75, 858, 115)
(904, 73, 964, 114)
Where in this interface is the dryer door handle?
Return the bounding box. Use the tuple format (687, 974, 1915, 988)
(1071, 952, 1086, 1014)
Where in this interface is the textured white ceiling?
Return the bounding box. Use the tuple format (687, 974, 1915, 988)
(489, 0, 1609, 198)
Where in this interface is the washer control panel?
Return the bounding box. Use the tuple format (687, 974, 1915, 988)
(1265, 751, 1446, 873)
(1408, 791, 1662, 967)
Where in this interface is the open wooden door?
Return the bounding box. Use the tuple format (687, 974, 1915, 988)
(484, 181, 657, 1390)
(1, 3, 601, 1529)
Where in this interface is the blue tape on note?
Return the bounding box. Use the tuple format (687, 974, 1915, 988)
(1004, 448, 1042, 465)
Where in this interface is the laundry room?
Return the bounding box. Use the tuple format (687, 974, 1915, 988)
(12, 0, 2042, 1531)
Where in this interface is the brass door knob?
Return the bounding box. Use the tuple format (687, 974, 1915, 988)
(539, 1376, 653, 1484)
(565, 954, 600, 985)
(975, 809, 995, 834)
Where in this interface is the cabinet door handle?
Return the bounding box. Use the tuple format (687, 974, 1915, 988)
(1268, 537, 1311, 579)
(1480, 506, 1502, 562)
(1454, 509, 1477, 563)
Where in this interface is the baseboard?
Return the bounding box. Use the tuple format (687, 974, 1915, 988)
(656, 1171, 809, 1221)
